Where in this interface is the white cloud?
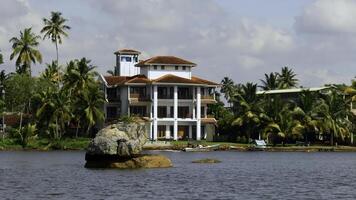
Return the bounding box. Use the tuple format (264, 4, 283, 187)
(1, 0, 355, 88)
(295, 0, 356, 34)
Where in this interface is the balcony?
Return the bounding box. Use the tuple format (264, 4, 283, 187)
(201, 95, 214, 99)
(158, 94, 173, 99)
(201, 95, 216, 104)
(130, 93, 150, 102)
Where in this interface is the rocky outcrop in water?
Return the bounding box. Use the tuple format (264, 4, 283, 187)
(86, 122, 147, 157)
(85, 154, 172, 169)
(85, 121, 172, 169)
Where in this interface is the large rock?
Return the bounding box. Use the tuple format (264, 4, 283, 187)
(86, 122, 148, 157)
(85, 154, 173, 169)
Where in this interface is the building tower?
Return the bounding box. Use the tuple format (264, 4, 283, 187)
(114, 49, 141, 76)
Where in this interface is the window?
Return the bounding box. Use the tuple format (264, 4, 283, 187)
(178, 87, 192, 99)
(175, 66, 179, 70)
(178, 107, 190, 118)
(158, 106, 167, 118)
(153, 65, 157, 70)
(158, 126, 166, 138)
(182, 66, 186, 70)
(107, 88, 118, 101)
(120, 56, 132, 62)
(161, 65, 165, 70)
(158, 87, 168, 99)
(134, 56, 138, 62)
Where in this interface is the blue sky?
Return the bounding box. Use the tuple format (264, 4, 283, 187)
(1, 0, 356, 87)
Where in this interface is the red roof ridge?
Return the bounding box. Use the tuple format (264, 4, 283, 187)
(114, 49, 141, 55)
(136, 55, 196, 67)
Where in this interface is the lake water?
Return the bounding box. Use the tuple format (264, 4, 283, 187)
(1, 151, 356, 200)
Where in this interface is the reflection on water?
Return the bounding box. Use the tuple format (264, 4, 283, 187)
(1, 151, 356, 199)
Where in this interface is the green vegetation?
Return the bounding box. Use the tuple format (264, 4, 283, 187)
(0, 11, 102, 150)
(0, 137, 90, 150)
(9, 28, 42, 76)
(214, 66, 356, 146)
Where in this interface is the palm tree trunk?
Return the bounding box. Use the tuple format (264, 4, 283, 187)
(76, 121, 80, 138)
(86, 124, 91, 137)
(56, 117, 59, 140)
(55, 39, 59, 65)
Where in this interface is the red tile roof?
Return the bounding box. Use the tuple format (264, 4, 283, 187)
(136, 56, 196, 67)
(114, 49, 141, 55)
(103, 74, 218, 86)
(103, 76, 129, 86)
(152, 74, 200, 84)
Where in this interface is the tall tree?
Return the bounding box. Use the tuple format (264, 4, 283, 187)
(221, 77, 238, 107)
(41, 11, 71, 64)
(9, 28, 42, 76)
(277, 66, 298, 89)
(232, 82, 263, 141)
(80, 84, 104, 136)
(314, 90, 352, 145)
(259, 72, 279, 90)
(40, 61, 61, 85)
(0, 50, 3, 65)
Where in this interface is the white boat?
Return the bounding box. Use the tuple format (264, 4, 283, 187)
(183, 144, 220, 152)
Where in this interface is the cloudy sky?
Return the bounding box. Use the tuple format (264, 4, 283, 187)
(0, 0, 356, 87)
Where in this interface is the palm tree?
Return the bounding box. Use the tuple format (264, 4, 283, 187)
(0, 50, 3, 65)
(63, 58, 97, 95)
(41, 61, 61, 84)
(232, 82, 263, 141)
(36, 87, 71, 140)
(314, 90, 352, 145)
(221, 77, 238, 106)
(80, 84, 104, 136)
(41, 11, 70, 64)
(9, 28, 42, 76)
(259, 72, 279, 90)
(277, 66, 298, 89)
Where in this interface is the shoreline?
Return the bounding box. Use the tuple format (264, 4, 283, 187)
(2, 146, 356, 152)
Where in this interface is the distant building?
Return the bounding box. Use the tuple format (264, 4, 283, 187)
(256, 87, 331, 102)
(99, 49, 219, 141)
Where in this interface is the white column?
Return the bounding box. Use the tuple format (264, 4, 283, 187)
(167, 105, 170, 118)
(165, 125, 170, 140)
(153, 85, 158, 141)
(192, 87, 196, 119)
(173, 86, 178, 140)
(149, 122, 153, 140)
(204, 106, 208, 118)
(196, 87, 201, 140)
(189, 125, 192, 139)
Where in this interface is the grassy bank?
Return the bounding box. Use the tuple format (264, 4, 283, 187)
(0, 137, 91, 151)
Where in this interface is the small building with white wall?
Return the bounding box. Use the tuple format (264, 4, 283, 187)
(99, 49, 219, 141)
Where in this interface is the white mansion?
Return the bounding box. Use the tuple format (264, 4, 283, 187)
(99, 49, 219, 141)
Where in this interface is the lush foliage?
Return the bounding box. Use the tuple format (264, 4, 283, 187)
(217, 67, 355, 145)
(1, 11, 104, 149)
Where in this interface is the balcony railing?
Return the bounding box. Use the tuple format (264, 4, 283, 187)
(130, 93, 150, 100)
(201, 95, 214, 100)
(178, 95, 193, 99)
(178, 113, 193, 118)
(158, 94, 173, 99)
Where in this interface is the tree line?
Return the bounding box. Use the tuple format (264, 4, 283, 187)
(212, 67, 356, 146)
(0, 12, 104, 147)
